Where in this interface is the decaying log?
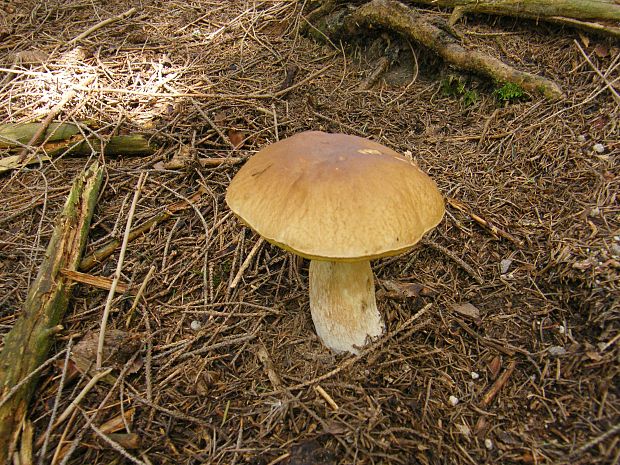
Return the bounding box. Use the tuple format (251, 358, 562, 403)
(345, 0, 564, 99)
(0, 162, 103, 463)
(0, 122, 156, 173)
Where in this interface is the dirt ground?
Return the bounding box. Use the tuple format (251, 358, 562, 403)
(0, 0, 618, 464)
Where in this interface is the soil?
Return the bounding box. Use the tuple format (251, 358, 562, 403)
(0, 1, 618, 464)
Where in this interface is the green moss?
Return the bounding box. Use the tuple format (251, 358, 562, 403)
(440, 75, 478, 108)
(495, 82, 526, 102)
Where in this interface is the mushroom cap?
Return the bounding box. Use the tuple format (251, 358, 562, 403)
(225, 131, 445, 261)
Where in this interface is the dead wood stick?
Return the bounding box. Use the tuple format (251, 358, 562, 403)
(60, 269, 131, 294)
(454, 318, 516, 357)
(568, 422, 620, 459)
(447, 197, 523, 246)
(16, 77, 94, 163)
(349, 0, 563, 99)
(161, 156, 244, 170)
(547, 16, 620, 39)
(81, 411, 146, 465)
(256, 343, 283, 391)
(408, 0, 620, 23)
(421, 239, 484, 284)
(125, 265, 156, 327)
(229, 238, 264, 288)
(199, 157, 245, 166)
(97, 173, 146, 369)
(574, 39, 620, 105)
(52, 369, 113, 429)
(79, 188, 205, 271)
(480, 359, 516, 408)
(192, 103, 236, 150)
(0, 163, 103, 463)
(0, 122, 81, 149)
(68, 7, 138, 44)
(315, 385, 340, 411)
(359, 56, 391, 90)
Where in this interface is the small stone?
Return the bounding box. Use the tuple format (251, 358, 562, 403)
(485, 438, 493, 450)
(548, 346, 566, 357)
(500, 258, 513, 274)
(471, 371, 480, 380)
(593, 143, 605, 153)
(448, 395, 459, 406)
(190, 320, 202, 331)
(577, 135, 586, 142)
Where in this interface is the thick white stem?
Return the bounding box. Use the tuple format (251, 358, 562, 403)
(309, 260, 384, 354)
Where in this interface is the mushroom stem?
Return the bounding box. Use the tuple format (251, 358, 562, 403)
(309, 260, 384, 354)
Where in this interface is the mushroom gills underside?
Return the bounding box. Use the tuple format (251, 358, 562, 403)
(309, 260, 384, 354)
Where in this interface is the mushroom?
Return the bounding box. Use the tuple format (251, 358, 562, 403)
(225, 131, 444, 353)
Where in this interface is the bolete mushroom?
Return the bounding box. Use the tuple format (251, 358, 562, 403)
(225, 131, 444, 353)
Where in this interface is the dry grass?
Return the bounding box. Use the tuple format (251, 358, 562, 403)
(0, 0, 618, 464)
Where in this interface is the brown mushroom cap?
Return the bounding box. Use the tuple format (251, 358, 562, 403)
(225, 131, 444, 261)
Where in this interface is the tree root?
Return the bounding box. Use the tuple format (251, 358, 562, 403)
(345, 0, 564, 99)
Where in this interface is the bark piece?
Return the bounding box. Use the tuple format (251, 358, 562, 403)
(0, 162, 104, 463)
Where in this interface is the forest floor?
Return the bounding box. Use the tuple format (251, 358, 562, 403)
(0, 0, 618, 464)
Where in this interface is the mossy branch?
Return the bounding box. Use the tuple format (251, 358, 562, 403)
(0, 163, 103, 463)
(347, 0, 564, 99)
(411, 0, 620, 21)
(410, 0, 620, 37)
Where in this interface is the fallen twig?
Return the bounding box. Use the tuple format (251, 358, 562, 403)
(454, 318, 515, 357)
(422, 238, 484, 284)
(79, 188, 205, 271)
(52, 369, 113, 430)
(125, 265, 156, 327)
(568, 422, 620, 459)
(68, 7, 138, 44)
(275, 303, 432, 393)
(97, 173, 147, 369)
(230, 238, 264, 288)
(448, 197, 523, 246)
(480, 359, 516, 408)
(60, 269, 131, 294)
(256, 342, 283, 391)
(359, 56, 391, 90)
(315, 385, 339, 411)
(574, 39, 620, 105)
(81, 410, 146, 465)
(410, 0, 620, 37)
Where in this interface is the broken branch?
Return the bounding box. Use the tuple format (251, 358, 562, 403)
(0, 162, 103, 463)
(480, 359, 517, 408)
